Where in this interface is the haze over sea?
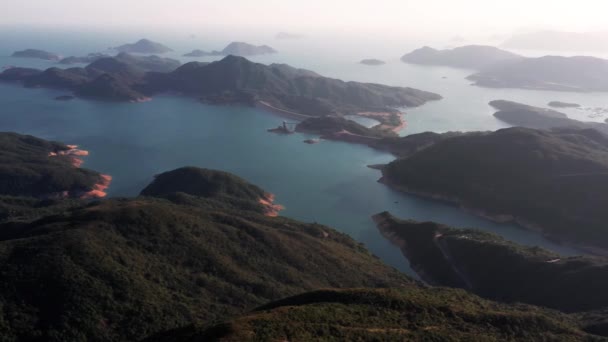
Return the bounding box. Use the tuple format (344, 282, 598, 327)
(1, 27, 605, 275)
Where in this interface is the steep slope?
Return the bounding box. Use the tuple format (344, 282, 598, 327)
(373, 212, 608, 312)
(381, 127, 608, 250)
(170, 288, 595, 341)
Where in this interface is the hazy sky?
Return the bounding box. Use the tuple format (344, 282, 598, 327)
(3, 0, 608, 34)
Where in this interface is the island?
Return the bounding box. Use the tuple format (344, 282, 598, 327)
(113, 38, 172, 54)
(11, 49, 61, 61)
(185, 42, 278, 57)
(378, 126, 608, 253)
(490, 100, 608, 135)
(0, 55, 441, 124)
(467, 55, 608, 92)
(548, 101, 581, 108)
(59, 53, 109, 65)
(359, 58, 386, 66)
(373, 211, 608, 313)
(400, 45, 523, 69)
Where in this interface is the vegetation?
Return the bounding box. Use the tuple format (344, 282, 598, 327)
(177, 288, 596, 341)
(0, 165, 409, 341)
(1, 55, 441, 113)
(382, 126, 608, 249)
(0, 132, 103, 198)
(374, 212, 608, 313)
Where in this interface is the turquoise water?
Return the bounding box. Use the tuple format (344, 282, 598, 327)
(0, 29, 601, 276)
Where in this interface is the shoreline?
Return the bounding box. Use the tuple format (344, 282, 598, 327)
(377, 175, 607, 257)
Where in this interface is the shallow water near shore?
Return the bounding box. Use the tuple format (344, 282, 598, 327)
(0, 29, 600, 277)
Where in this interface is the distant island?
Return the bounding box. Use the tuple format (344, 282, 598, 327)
(548, 101, 581, 108)
(490, 100, 608, 135)
(184, 42, 278, 57)
(401, 45, 523, 69)
(378, 126, 608, 252)
(11, 49, 61, 61)
(59, 53, 109, 65)
(502, 30, 608, 52)
(360, 58, 386, 66)
(0, 55, 440, 127)
(113, 38, 172, 54)
(467, 55, 608, 92)
(374, 211, 608, 313)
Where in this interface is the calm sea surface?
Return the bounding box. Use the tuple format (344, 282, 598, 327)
(1, 29, 605, 275)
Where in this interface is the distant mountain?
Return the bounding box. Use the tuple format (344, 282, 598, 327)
(490, 100, 608, 135)
(0, 165, 408, 341)
(401, 45, 523, 69)
(380, 126, 608, 251)
(1, 53, 181, 102)
(11, 49, 61, 61)
(59, 53, 110, 65)
(502, 30, 608, 52)
(114, 39, 172, 54)
(182, 288, 594, 341)
(221, 42, 277, 56)
(0, 55, 440, 123)
(374, 212, 608, 312)
(548, 101, 581, 108)
(467, 55, 608, 92)
(0, 132, 106, 198)
(360, 58, 386, 66)
(183, 49, 212, 57)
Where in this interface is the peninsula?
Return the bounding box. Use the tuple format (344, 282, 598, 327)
(378, 126, 608, 252)
(373, 211, 608, 313)
(467, 55, 608, 92)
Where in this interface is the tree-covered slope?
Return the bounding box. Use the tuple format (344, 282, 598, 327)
(374, 212, 608, 313)
(0, 168, 408, 341)
(381, 127, 608, 250)
(176, 288, 595, 341)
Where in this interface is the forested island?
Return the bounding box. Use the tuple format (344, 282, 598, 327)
(184, 42, 277, 57)
(401, 45, 522, 69)
(0, 54, 441, 129)
(11, 49, 61, 61)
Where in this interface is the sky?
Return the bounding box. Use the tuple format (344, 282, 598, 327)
(2, 0, 607, 34)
